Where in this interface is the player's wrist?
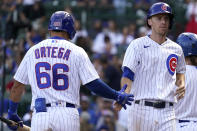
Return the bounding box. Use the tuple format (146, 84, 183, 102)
(114, 91, 119, 101)
(8, 100, 19, 114)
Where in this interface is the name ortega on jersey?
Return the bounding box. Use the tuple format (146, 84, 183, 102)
(166, 54, 178, 75)
(34, 46, 71, 60)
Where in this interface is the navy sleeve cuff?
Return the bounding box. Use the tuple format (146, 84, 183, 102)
(122, 66, 135, 81)
(8, 100, 19, 113)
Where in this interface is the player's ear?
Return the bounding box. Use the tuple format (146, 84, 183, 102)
(49, 30, 52, 36)
(147, 18, 152, 27)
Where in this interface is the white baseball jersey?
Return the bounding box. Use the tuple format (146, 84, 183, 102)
(123, 36, 186, 131)
(175, 65, 197, 120)
(122, 36, 186, 102)
(14, 37, 99, 109)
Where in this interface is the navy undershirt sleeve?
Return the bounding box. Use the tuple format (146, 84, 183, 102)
(85, 79, 118, 100)
(122, 66, 135, 81)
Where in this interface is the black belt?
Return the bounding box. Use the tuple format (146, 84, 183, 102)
(179, 120, 197, 123)
(135, 100, 173, 109)
(46, 102, 75, 108)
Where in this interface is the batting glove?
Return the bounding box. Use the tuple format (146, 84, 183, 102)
(7, 110, 23, 131)
(115, 84, 134, 109)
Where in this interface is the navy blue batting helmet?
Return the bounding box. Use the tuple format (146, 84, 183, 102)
(147, 2, 174, 29)
(176, 32, 197, 57)
(48, 11, 76, 39)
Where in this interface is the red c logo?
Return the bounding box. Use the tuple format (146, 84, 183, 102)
(161, 5, 167, 11)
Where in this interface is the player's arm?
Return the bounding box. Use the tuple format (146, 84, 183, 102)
(10, 80, 25, 102)
(175, 73, 185, 100)
(10, 51, 29, 103)
(7, 52, 29, 130)
(85, 78, 134, 110)
(118, 40, 138, 95)
(7, 80, 26, 130)
(121, 67, 134, 93)
(120, 78, 132, 93)
(113, 66, 134, 111)
(175, 49, 186, 100)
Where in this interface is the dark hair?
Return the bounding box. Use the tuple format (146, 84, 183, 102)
(104, 35, 110, 43)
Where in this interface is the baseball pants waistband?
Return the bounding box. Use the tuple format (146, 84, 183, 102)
(135, 100, 173, 108)
(46, 102, 75, 108)
(179, 120, 197, 123)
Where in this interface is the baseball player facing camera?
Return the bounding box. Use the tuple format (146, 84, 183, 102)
(7, 11, 134, 131)
(175, 32, 197, 131)
(113, 2, 186, 131)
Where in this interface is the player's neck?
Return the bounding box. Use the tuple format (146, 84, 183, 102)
(150, 33, 167, 44)
(50, 31, 70, 40)
(185, 56, 197, 66)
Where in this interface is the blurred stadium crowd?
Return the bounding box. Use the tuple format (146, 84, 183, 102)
(0, 0, 196, 130)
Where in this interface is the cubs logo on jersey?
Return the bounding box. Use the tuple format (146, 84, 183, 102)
(166, 54, 178, 75)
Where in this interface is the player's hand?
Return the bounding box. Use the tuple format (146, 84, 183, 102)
(113, 101, 123, 111)
(175, 84, 185, 100)
(7, 110, 23, 131)
(114, 84, 134, 111)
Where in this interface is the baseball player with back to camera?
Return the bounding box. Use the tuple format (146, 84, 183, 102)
(113, 2, 186, 131)
(6, 11, 134, 131)
(175, 32, 197, 131)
